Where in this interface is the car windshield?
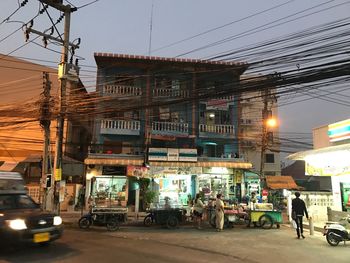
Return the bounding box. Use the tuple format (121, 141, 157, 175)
(0, 194, 38, 210)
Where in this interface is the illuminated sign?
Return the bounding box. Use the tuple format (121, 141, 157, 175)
(148, 148, 197, 162)
(304, 150, 350, 176)
(328, 119, 350, 142)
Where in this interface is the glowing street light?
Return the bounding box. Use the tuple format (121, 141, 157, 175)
(266, 118, 277, 128)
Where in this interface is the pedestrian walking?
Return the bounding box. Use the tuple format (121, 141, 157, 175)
(215, 194, 224, 232)
(193, 193, 204, 229)
(292, 192, 309, 239)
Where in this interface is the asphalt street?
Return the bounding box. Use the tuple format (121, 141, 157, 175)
(0, 225, 349, 263)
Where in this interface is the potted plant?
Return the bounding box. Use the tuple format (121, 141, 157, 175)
(144, 190, 157, 209)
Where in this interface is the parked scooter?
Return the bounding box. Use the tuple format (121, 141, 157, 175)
(324, 216, 350, 246)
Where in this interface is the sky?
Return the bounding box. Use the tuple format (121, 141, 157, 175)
(0, 0, 350, 152)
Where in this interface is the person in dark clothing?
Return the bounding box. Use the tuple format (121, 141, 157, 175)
(292, 192, 309, 239)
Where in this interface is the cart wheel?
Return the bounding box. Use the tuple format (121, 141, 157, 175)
(166, 216, 179, 229)
(106, 218, 120, 231)
(143, 215, 153, 227)
(78, 217, 91, 229)
(259, 214, 273, 229)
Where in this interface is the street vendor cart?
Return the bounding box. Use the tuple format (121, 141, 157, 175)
(143, 208, 186, 229)
(246, 203, 282, 229)
(79, 206, 128, 231)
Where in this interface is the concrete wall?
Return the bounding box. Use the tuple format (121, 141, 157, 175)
(313, 125, 330, 149)
(287, 191, 333, 222)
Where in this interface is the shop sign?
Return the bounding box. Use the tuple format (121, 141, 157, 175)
(235, 174, 243, 184)
(206, 96, 234, 110)
(202, 167, 233, 174)
(305, 150, 350, 176)
(179, 148, 197, 162)
(167, 148, 179, 161)
(328, 119, 350, 142)
(54, 168, 62, 181)
(149, 148, 168, 161)
(149, 148, 197, 162)
(127, 165, 148, 178)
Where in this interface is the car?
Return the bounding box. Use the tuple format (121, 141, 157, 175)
(0, 172, 63, 245)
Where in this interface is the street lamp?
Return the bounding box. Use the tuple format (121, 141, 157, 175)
(259, 117, 278, 189)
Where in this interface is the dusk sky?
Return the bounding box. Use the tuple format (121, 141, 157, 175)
(1, 0, 349, 150)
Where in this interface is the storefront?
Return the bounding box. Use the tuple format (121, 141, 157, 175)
(289, 118, 350, 212)
(86, 165, 128, 207)
(85, 151, 253, 210)
(150, 166, 199, 207)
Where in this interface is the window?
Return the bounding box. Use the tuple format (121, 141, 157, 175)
(17, 195, 37, 209)
(0, 195, 16, 210)
(265, 153, 275, 163)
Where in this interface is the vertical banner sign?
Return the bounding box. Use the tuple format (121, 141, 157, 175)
(55, 168, 62, 181)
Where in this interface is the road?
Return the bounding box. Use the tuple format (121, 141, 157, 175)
(0, 225, 349, 263)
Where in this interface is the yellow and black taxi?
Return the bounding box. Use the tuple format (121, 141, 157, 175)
(0, 172, 63, 245)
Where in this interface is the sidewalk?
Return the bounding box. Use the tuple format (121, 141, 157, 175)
(60, 210, 149, 227)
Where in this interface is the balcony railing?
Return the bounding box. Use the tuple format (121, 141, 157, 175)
(100, 119, 140, 135)
(152, 121, 189, 136)
(152, 88, 189, 98)
(199, 124, 235, 138)
(103, 85, 142, 97)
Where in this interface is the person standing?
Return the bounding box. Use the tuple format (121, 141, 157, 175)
(215, 194, 224, 232)
(193, 193, 205, 229)
(292, 192, 309, 239)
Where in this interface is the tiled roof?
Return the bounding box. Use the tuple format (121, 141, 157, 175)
(265, 176, 301, 190)
(94, 52, 247, 67)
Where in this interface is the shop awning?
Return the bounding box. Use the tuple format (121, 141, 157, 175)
(288, 142, 350, 160)
(85, 154, 252, 169)
(265, 176, 301, 190)
(148, 161, 251, 168)
(85, 157, 143, 166)
(0, 162, 19, 172)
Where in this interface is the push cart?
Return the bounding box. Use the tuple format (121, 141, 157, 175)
(246, 210, 282, 229)
(143, 208, 186, 229)
(79, 206, 128, 231)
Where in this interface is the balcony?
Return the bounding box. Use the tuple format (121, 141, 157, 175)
(103, 85, 142, 97)
(100, 119, 140, 135)
(152, 88, 189, 98)
(152, 121, 189, 136)
(199, 124, 235, 138)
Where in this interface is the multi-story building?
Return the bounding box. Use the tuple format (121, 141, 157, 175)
(85, 53, 271, 209)
(238, 76, 281, 178)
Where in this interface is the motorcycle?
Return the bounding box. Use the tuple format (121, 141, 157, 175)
(324, 216, 350, 246)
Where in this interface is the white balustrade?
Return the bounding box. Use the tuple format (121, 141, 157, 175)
(152, 88, 189, 98)
(103, 85, 142, 96)
(199, 124, 235, 135)
(101, 119, 140, 135)
(152, 121, 189, 134)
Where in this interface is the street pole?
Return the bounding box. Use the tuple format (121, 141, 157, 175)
(24, 1, 79, 213)
(259, 87, 269, 191)
(53, 5, 71, 214)
(40, 72, 51, 210)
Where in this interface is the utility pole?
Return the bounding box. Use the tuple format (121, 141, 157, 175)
(40, 72, 51, 210)
(25, 1, 79, 213)
(259, 87, 269, 190)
